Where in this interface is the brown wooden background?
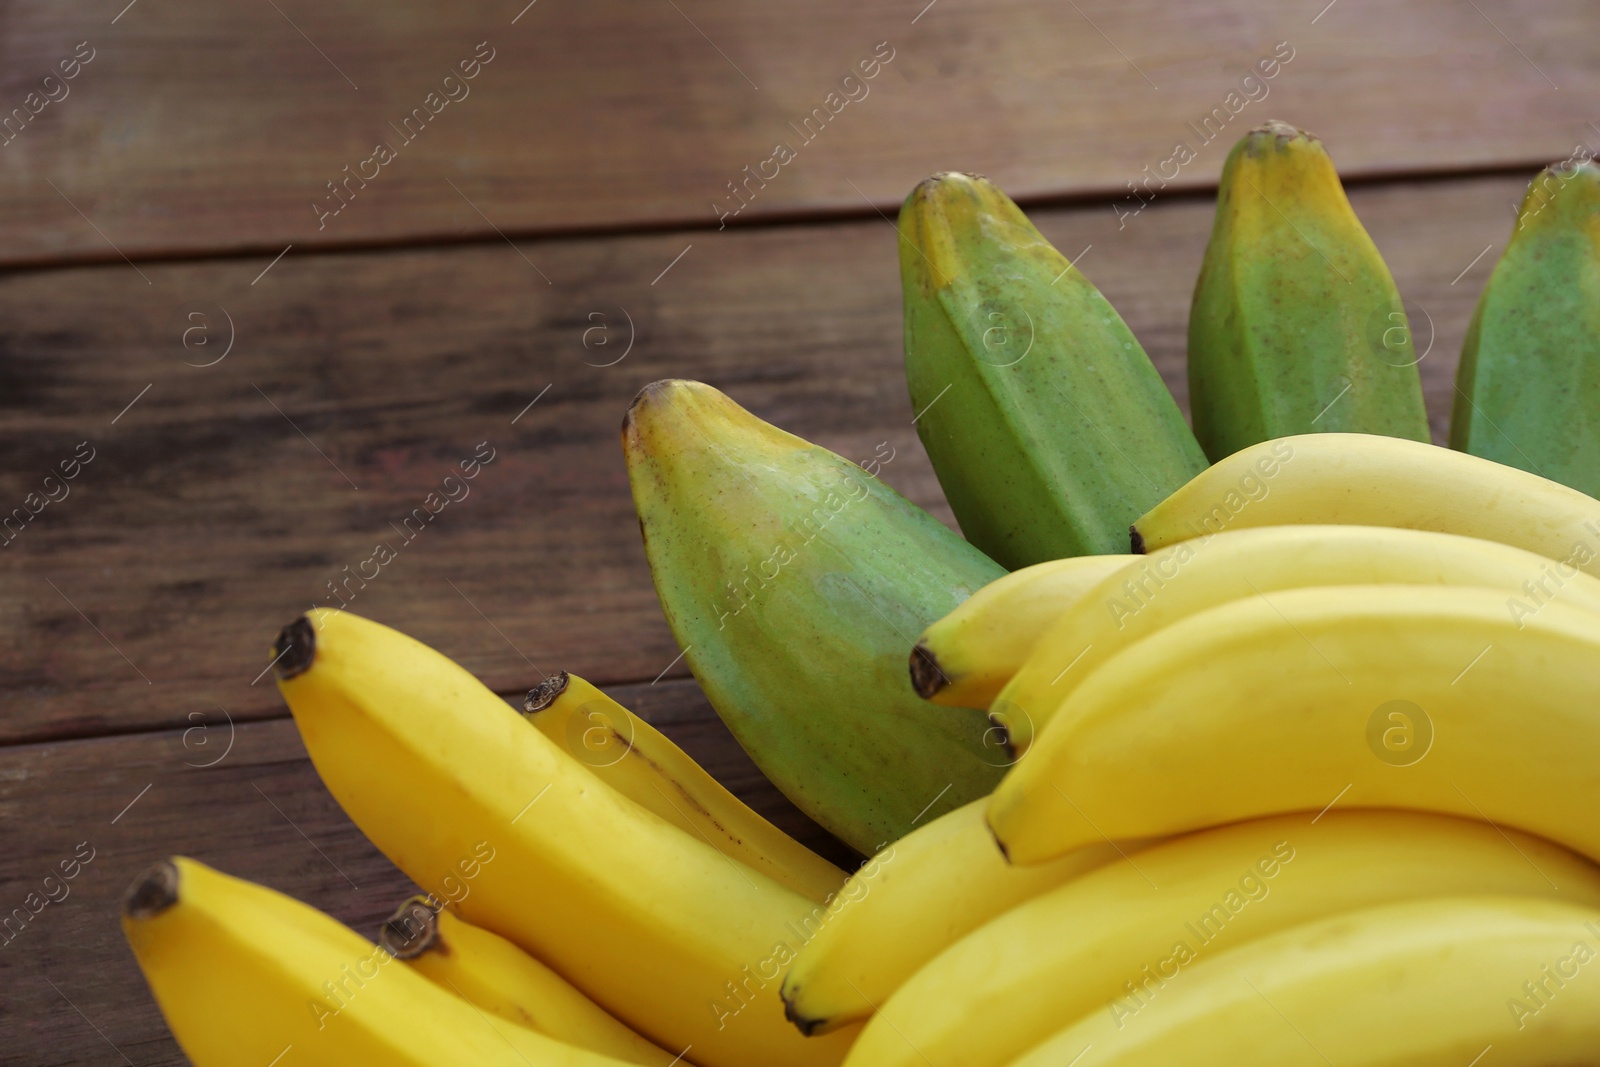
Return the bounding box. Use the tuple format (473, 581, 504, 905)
(1, 0, 1593, 1061)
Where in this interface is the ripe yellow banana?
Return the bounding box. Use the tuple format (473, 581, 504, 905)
(779, 797, 1130, 1034)
(910, 555, 1134, 709)
(522, 671, 845, 903)
(380, 897, 679, 1066)
(843, 810, 1600, 1067)
(1130, 433, 1600, 573)
(271, 609, 860, 1067)
(993, 524, 1600, 755)
(121, 857, 631, 1067)
(1010, 896, 1600, 1067)
(990, 584, 1600, 867)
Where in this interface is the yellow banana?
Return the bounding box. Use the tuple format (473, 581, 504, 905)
(844, 810, 1600, 1067)
(121, 857, 631, 1067)
(1130, 433, 1600, 573)
(1011, 896, 1600, 1067)
(779, 797, 1130, 1034)
(910, 555, 1135, 709)
(271, 609, 860, 1067)
(380, 897, 679, 1066)
(990, 584, 1600, 867)
(993, 524, 1600, 755)
(523, 671, 845, 903)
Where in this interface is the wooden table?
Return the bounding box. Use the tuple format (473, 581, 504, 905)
(2, 1, 1593, 1061)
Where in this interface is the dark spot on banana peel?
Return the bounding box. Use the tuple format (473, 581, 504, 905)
(908, 642, 949, 699)
(1129, 525, 1146, 554)
(272, 616, 317, 681)
(123, 860, 180, 919)
(379, 896, 441, 959)
(523, 671, 570, 714)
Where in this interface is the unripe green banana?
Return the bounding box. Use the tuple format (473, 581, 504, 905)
(899, 172, 1207, 568)
(1452, 158, 1600, 495)
(623, 380, 1006, 854)
(1188, 121, 1430, 460)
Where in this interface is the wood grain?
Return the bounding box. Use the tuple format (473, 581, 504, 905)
(0, 172, 1529, 744)
(0, 0, 1593, 264)
(0, 678, 852, 1067)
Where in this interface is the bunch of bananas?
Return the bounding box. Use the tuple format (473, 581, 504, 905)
(122, 121, 1600, 1066)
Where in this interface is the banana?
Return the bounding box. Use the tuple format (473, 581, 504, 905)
(843, 810, 1600, 1067)
(1453, 159, 1600, 494)
(121, 857, 631, 1067)
(1010, 896, 1600, 1067)
(992, 524, 1600, 755)
(989, 584, 1600, 867)
(909, 555, 1135, 709)
(1129, 432, 1600, 573)
(899, 172, 1208, 567)
(1188, 121, 1430, 460)
(379, 896, 678, 1066)
(272, 608, 860, 1067)
(779, 797, 1131, 1035)
(522, 671, 845, 903)
(623, 379, 1006, 855)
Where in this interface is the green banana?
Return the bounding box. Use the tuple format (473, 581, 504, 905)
(899, 172, 1207, 568)
(1188, 121, 1430, 460)
(623, 380, 1006, 854)
(1452, 158, 1600, 495)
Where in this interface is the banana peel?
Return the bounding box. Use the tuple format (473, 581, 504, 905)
(1188, 121, 1430, 460)
(900, 172, 1207, 567)
(623, 380, 1006, 855)
(1452, 159, 1600, 496)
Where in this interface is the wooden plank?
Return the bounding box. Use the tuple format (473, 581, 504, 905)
(1, 0, 1595, 264)
(0, 172, 1531, 744)
(0, 678, 852, 1066)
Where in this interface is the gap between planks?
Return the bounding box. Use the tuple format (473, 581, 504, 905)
(0, 157, 1559, 280)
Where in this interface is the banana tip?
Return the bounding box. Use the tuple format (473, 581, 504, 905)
(379, 896, 440, 959)
(986, 711, 1017, 765)
(622, 379, 693, 438)
(916, 170, 989, 191)
(780, 990, 830, 1037)
(908, 643, 949, 699)
(272, 616, 317, 681)
(1249, 118, 1315, 146)
(123, 860, 180, 920)
(523, 671, 570, 713)
(1129, 525, 1146, 554)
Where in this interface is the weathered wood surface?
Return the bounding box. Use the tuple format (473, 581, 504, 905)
(0, 172, 1533, 745)
(7, 4, 1596, 1061)
(0, 0, 1594, 265)
(0, 677, 853, 1067)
